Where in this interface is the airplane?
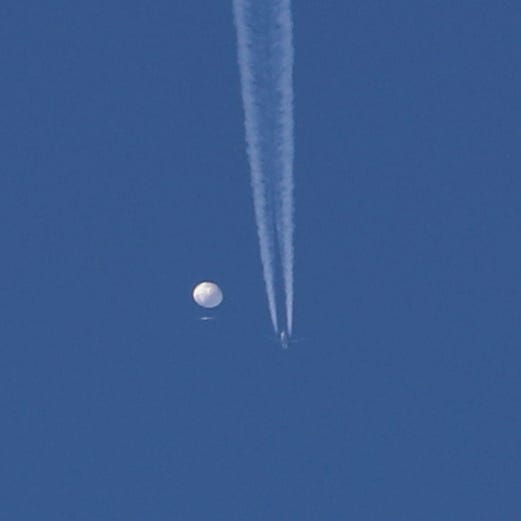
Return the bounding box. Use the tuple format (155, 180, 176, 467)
(280, 330, 289, 349)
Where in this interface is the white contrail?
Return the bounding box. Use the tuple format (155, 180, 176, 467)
(232, 0, 295, 336)
(272, 1, 294, 336)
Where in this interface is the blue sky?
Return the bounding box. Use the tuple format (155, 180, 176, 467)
(1, 2, 519, 519)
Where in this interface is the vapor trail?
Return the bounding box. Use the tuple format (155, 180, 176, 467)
(233, 0, 294, 336)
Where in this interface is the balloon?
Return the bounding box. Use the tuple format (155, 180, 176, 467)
(192, 281, 223, 309)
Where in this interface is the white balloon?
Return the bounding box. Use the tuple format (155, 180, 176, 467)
(192, 281, 223, 308)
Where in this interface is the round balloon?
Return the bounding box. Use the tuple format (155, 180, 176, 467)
(192, 281, 223, 308)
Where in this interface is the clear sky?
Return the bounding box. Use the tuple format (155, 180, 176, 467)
(2, 2, 519, 520)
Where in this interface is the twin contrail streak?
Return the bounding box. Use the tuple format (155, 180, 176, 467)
(233, 0, 295, 337)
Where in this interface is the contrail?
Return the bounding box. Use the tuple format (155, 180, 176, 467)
(232, 0, 295, 337)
